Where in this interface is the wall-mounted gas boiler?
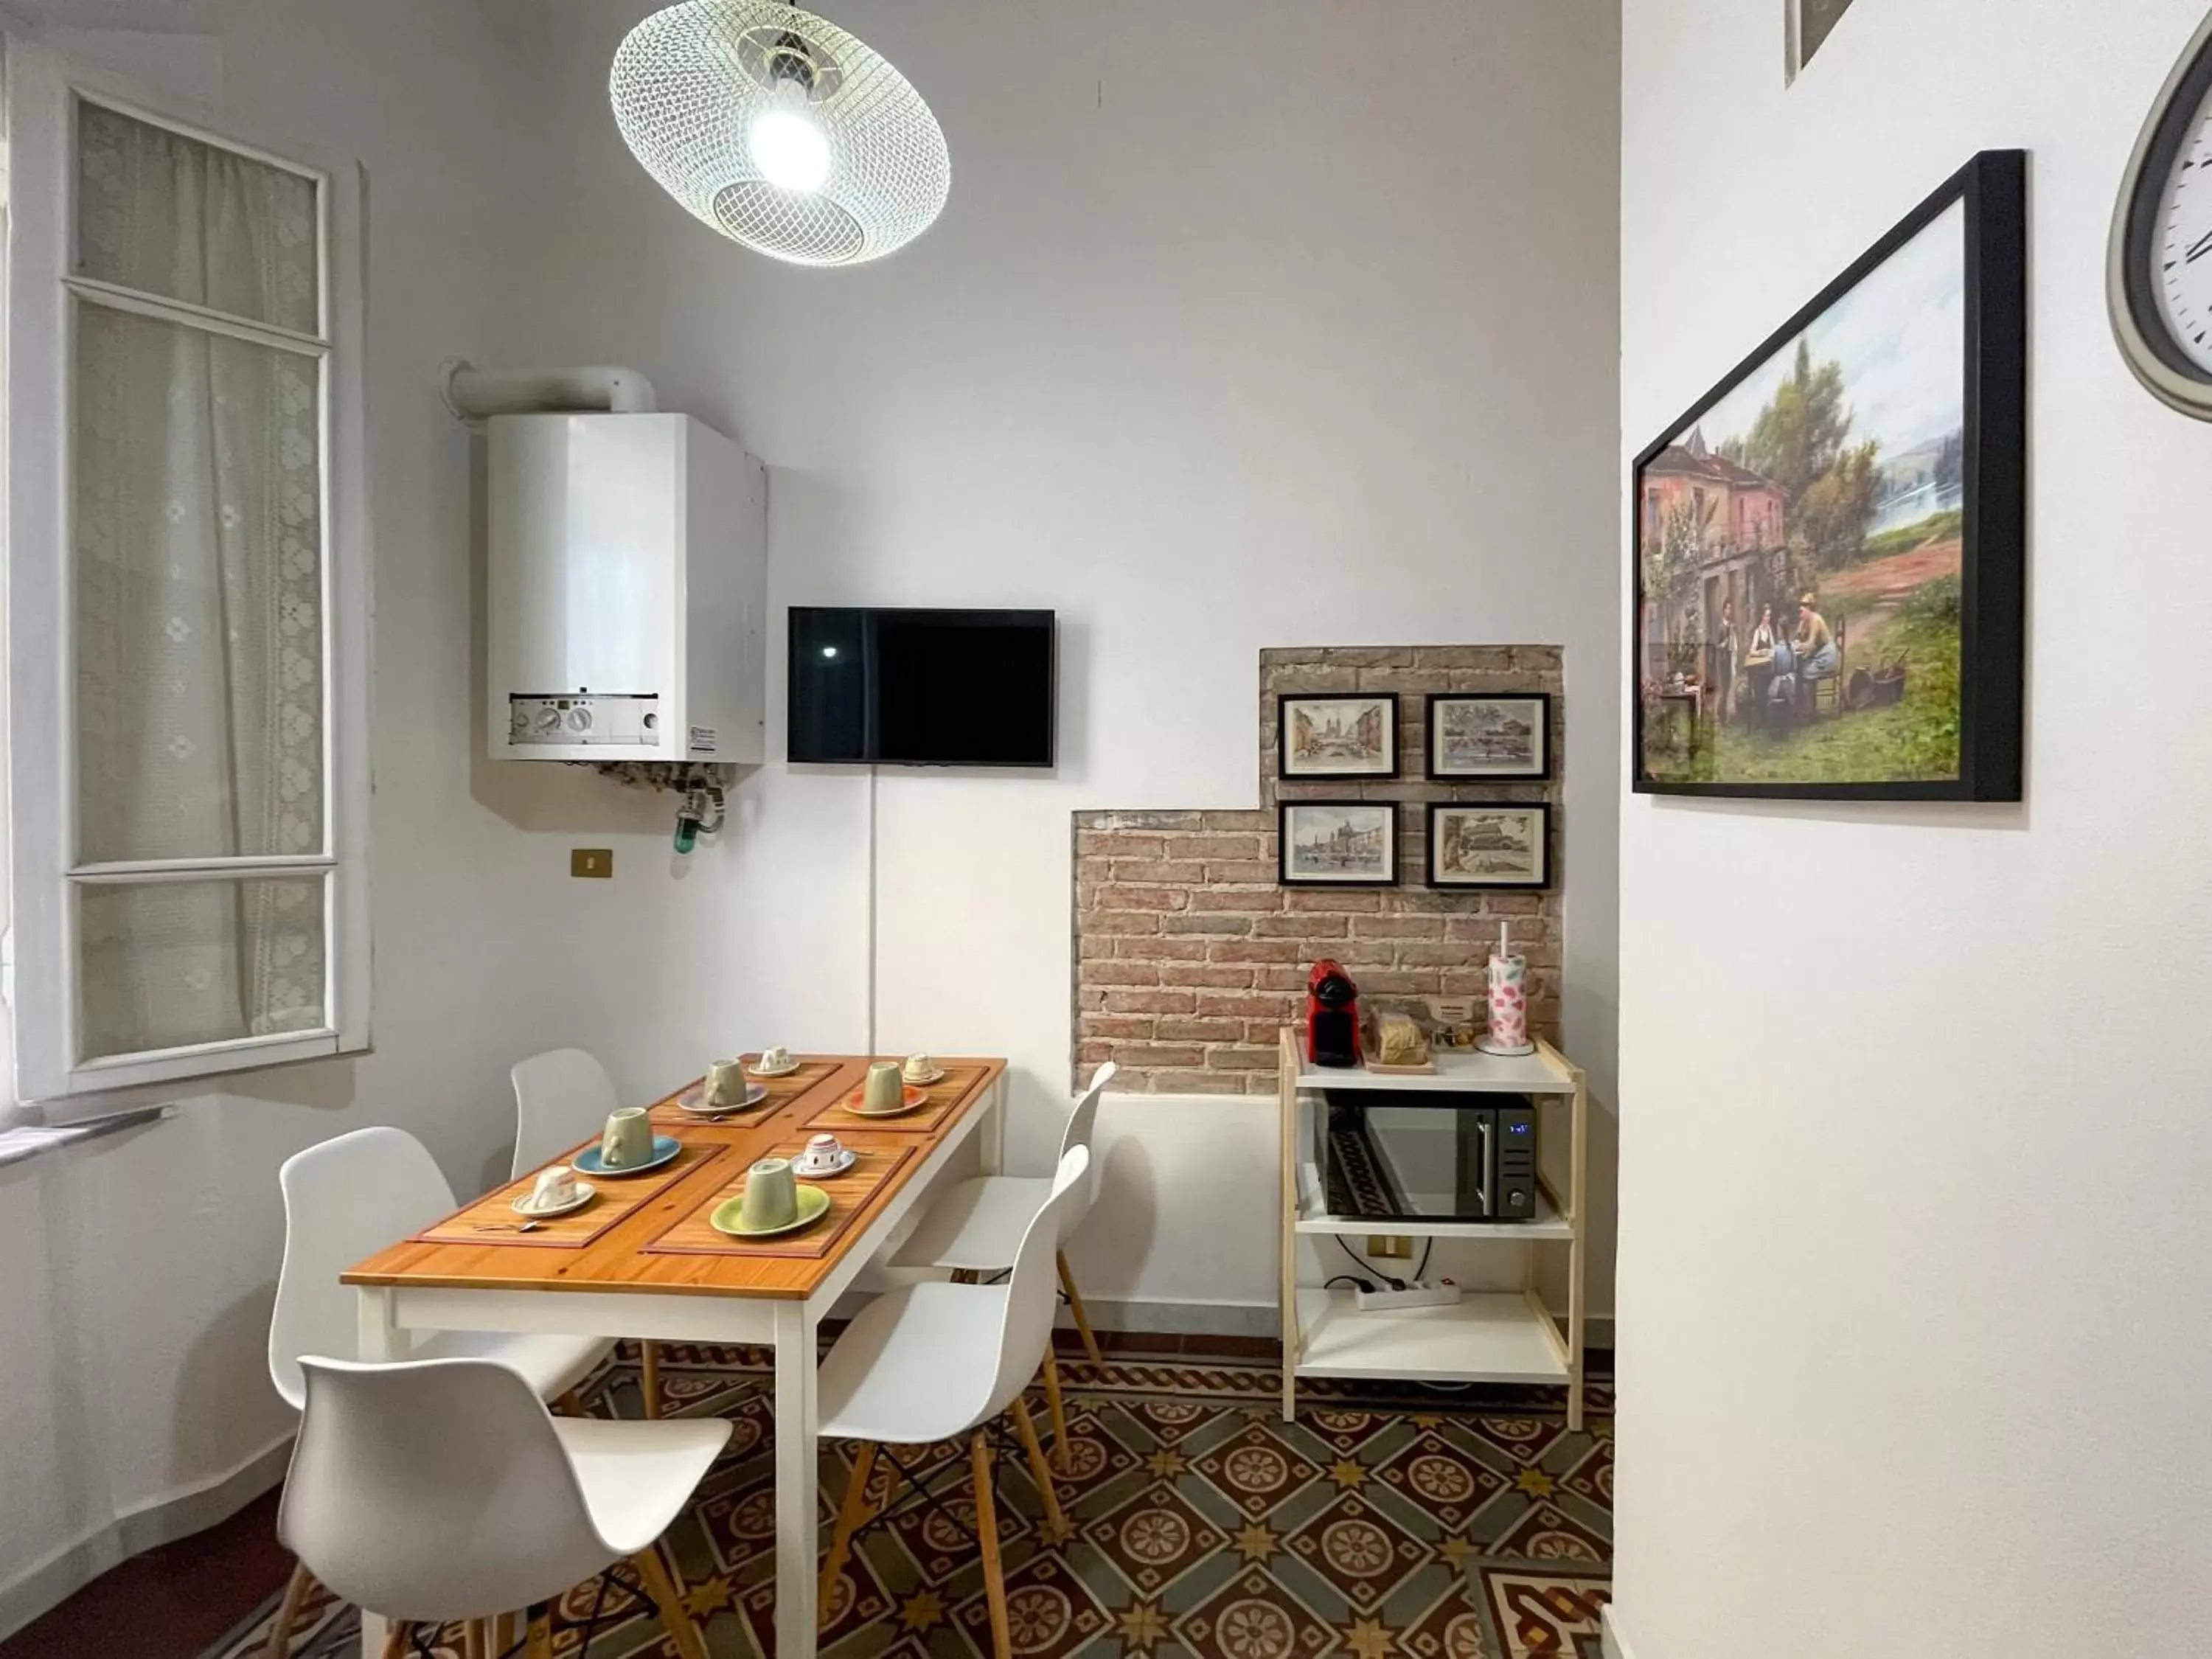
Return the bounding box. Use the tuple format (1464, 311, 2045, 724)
(486, 412, 766, 764)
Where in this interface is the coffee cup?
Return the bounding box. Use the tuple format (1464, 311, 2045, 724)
(863, 1061, 903, 1113)
(902, 1052, 937, 1084)
(740, 1157, 799, 1232)
(529, 1164, 578, 1211)
(706, 1058, 748, 1106)
(758, 1045, 794, 1073)
(600, 1106, 653, 1169)
(799, 1133, 844, 1172)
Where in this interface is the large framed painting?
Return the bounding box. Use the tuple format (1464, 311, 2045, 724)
(1632, 150, 2025, 801)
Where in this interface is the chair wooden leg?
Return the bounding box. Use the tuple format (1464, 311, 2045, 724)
(493, 1611, 518, 1656)
(1057, 1251, 1105, 1369)
(970, 1430, 1012, 1659)
(633, 1543, 708, 1659)
(1041, 1347, 1072, 1475)
(553, 1388, 585, 1416)
(464, 1619, 488, 1659)
(818, 1441, 878, 1618)
(262, 1560, 313, 1659)
(1010, 1398, 1068, 1542)
(641, 1340, 663, 1419)
(380, 1625, 408, 1659)
(524, 1603, 554, 1659)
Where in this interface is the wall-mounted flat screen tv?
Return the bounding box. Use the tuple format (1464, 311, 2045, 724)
(788, 607, 1057, 768)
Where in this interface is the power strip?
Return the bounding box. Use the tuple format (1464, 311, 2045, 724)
(1352, 1278, 1461, 1312)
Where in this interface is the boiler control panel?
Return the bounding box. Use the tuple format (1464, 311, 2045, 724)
(506, 693, 661, 748)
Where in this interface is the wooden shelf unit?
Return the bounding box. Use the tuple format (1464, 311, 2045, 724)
(1276, 1026, 1588, 1429)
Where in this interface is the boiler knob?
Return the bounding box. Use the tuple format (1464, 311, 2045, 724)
(566, 706, 594, 733)
(534, 707, 561, 734)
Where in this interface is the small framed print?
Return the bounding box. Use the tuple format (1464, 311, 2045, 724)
(1426, 802, 1551, 890)
(1426, 693, 1551, 780)
(1279, 801, 1399, 887)
(1279, 693, 1399, 780)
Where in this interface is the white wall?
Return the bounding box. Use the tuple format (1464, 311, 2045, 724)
(0, 0, 585, 1630)
(501, 0, 1624, 1324)
(1615, 4, 2212, 1658)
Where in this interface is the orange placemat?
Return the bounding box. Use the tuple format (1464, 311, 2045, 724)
(801, 1064, 988, 1135)
(414, 1142, 725, 1250)
(644, 1133, 917, 1260)
(651, 1060, 842, 1123)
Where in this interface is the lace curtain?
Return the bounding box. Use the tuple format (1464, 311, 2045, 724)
(71, 104, 327, 1060)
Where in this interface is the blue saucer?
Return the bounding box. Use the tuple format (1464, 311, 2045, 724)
(574, 1135, 681, 1178)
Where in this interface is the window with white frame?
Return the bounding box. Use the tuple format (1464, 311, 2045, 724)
(4, 41, 370, 1106)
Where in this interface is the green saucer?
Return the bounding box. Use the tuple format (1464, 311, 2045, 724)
(711, 1183, 830, 1239)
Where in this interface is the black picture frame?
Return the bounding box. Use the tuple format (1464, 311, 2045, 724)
(1277, 692, 1401, 781)
(1425, 802, 1551, 891)
(1278, 801, 1400, 888)
(1425, 692, 1554, 782)
(1631, 148, 2025, 801)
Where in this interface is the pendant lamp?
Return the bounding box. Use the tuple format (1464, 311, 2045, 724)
(611, 1, 950, 267)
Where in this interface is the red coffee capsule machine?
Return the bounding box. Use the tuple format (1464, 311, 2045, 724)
(1304, 959, 1362, 1068)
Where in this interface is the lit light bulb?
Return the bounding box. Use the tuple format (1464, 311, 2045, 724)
(750, 80, 831, 192)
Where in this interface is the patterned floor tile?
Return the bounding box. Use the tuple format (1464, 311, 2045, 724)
(192, 1346, 1610, 1659)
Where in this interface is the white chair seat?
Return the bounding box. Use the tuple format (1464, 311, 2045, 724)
(818, 1281, 1012, 1443)
(890, 1175, 1052, 1271)
(554, 1416, 731, 1554)
(418, 1330, 607, 1405)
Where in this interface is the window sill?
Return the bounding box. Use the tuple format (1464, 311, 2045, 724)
(0, 1105, 173, 1172)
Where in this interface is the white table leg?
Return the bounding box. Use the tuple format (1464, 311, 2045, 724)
(983, 1073, 1006, 1176)
(774, 1299, 820, 1659)
(354, 1289, 400, 1658)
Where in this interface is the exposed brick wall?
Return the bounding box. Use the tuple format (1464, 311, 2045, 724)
(1073, 645, 1565, 1093)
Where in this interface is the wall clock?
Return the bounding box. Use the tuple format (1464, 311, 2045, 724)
(2111, 9, 2212, 418)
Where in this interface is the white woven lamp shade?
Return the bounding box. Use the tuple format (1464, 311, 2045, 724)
(611, 1, 950, 267)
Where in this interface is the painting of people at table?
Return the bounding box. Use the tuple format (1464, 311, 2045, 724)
(1635, 195, 1971, 793)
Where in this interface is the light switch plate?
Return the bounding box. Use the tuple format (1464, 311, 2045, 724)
(571, 848, 613, 879)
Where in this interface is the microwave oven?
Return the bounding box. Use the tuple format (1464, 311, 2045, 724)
(1320, 1092, 1539, 1222)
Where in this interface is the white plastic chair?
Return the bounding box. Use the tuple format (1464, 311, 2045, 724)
(509, 1048, 623, 1179)
(891, 1062, 1115, 1367)
(510, 1048, 669, 1419)
(262, 1127, 612, 1659)
(816, 1145, 1091, 1659)
(279, 1355, 728, 1658)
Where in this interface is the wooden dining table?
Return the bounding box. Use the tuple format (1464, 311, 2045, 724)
(342, 1054, 1009, 1659)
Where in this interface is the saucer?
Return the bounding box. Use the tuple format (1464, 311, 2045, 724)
(512, 1180, 597, 1219)
(791, 1148, 857, 1178)
(900, 1065, 947, 1086)
(748, 1055, 801, 1078)
(844, 1084, 927, 1118)
(681, 1082, 769, 1115)
(574, 1135, 681, 1178)
(710, 1183, 831, 1239)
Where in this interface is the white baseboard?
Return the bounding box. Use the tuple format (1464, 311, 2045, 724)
(1601, 1604, 1638, 1659)
(0, 1433, 293, 1643)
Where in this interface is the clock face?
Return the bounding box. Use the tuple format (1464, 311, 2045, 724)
(2114, 15, 2212, 414)
(2154, 83, 2212, 375)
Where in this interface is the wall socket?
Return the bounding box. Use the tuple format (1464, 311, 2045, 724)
(1366, 1235, 1413, 1260)
(570, 848, 613, 879)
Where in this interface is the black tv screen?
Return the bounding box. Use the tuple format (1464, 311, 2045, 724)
(788, 608, 1057, 768)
